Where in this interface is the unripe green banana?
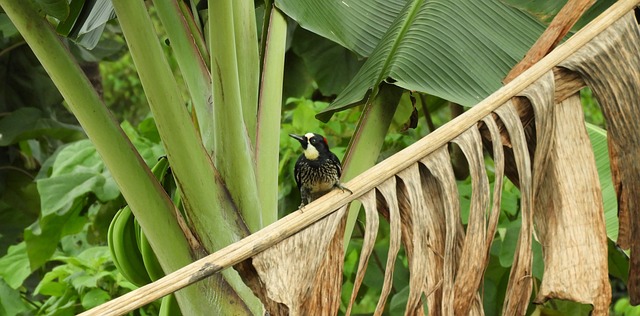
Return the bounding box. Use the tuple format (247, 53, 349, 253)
(159, 294, 182, 316)
(108, 157, 171, 286)
(107, 207, 123, 273)
(109, 206, 151, 286)
(135, 218, 165, 281)
(152, 156, 170, 184)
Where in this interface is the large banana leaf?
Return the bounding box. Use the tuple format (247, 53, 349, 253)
(276, 0, 547, 120)
(500, 0, 615, 30)
(587, 123, 618, 242)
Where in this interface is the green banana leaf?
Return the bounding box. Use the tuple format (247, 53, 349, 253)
(56, 0, 115, 49)
(499, 0, 616, 30)
(587, 123, 618, 243)
(276, 0, 405, 58)
(33, 0, 70, 21)
(275, 0, 611, 121)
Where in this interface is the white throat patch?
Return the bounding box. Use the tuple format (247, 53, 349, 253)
(304, 133, 320, 160)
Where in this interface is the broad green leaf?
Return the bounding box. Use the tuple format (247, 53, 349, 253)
(499, 0, 562, 23)
(389, 285, 410, 315)
(66, 36, 127, 63)
(50, 140, 102, 177)
(0, 170, 40, 256)
(483, 254, 509, 316)
(531, 239, 544, 280)
(0, 278, 31, 316)
(534, 301, 593, 315)
(81, 288, 111, 310)
(56, 0, 84, 36)
(0, 14, 18, 38)
(500, 180, 521, 217)
(277, 0, 547, 120)
(277, 0, 405, 57)
(38, 173, 111, 215)
(458, 180, 471, 225)
(43, 140, 120, 202)
(0, 46, 65, 115)
(291, 28, 364, 96)
(35, 266, 69, 296)
(290, 98, 324, 133)
(29, 140, 118, 270)
(24, 199, 84, 270)
(0, 243, 31, 289)
(71, 271, 111, 289)
(586, 123, 617, 242)
(0, 107, 84, 146)
(120, 121, 165, 167)
(499, 0, 615, 30)
(283, 52, 315, 101)
(608, 239, 628, 283)
(499, 218, 521, 268)
(66, 0, 116, 49)
(575, 1, 616, 29)
(136, 117, 162, 143)
(34, 0, 70, 21)
(341, 279, 354, 311)
(75, 246, 110, 268)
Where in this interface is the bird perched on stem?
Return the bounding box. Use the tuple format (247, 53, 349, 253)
(290, 133, 352, 208)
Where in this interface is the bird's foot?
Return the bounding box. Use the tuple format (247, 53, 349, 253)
(336, 183, 353, 194)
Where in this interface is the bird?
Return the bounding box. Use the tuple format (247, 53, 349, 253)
(289, 133, 352, 208)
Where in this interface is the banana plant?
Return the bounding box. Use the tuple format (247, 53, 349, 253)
(0, 0, 626, 314)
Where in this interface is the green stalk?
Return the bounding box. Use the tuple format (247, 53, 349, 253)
(111, 0, 261, 313)
(259, 0, 273, 70)
(256, 7, 287, 225)
(111, 0, 247, 250)
(179, 1, 210, 69)
(153, 0, 213, 154)
(341, 85, 403, 249)
(0, 1, 205, 314)
(233, 0, 260, 146)
(209, 0, 263, 232)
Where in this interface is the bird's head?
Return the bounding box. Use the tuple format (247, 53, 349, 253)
(289, 133, 330, 160)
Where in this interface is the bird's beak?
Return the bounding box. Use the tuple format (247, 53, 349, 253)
(289, 134, 305, 143)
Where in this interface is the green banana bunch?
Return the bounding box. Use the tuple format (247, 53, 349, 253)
(108, 205, 151, 286)
(108, 157, 171, 286)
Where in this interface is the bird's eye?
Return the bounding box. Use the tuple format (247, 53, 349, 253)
(310, 138, 316, 144)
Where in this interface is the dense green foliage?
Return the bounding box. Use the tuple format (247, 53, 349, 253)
(0, 0, 634, 315)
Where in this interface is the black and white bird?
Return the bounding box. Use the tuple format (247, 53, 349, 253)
(289, 133, 352, 207)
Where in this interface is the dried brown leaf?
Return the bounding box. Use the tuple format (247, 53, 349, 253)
(451, 127, 490, 315)
(481, 116, 504, 264)
(396, 163, 430, 315)
(517, 71, 555, 202)
(345, 190, 379, 315)
(416, 161, 450, 315)
(495, 102, 534, 315)
(302, 205, 349, 316)
(374, 177, 402, 315)
(252, 205, 348, 314)
(560, 11, 640, 304)
(420, 147, 461, 314)
(533, 94, 611, 314)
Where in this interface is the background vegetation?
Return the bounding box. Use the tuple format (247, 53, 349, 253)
(0, 0, 634, 315)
